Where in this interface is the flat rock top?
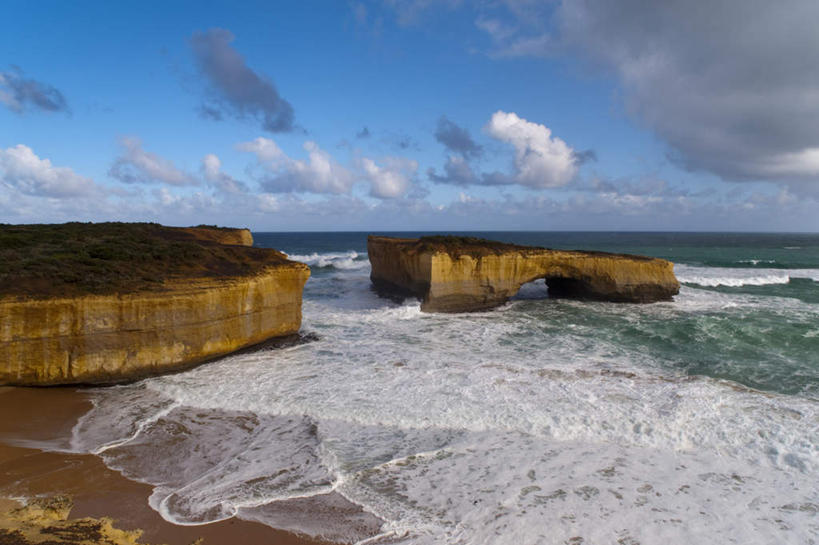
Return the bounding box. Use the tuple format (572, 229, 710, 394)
(369, 235, 659, 262)
(0, 223, 299, 300)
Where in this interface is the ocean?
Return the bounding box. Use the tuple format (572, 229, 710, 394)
(60, 232, 818, 544)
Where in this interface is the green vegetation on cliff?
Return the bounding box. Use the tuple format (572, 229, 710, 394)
(414, 235, 654, 260)
(417, 235, 540, 255)
(0, 222, 286, 299)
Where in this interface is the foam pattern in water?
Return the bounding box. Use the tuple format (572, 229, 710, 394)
(67, 263, 819, 544)
(285, 250, 370, 271)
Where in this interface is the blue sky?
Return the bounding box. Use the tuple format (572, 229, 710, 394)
(2, 0, 818, 231)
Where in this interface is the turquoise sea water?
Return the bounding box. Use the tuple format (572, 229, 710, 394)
(259, 231, 819, 398)
(63, 232, 818, 544)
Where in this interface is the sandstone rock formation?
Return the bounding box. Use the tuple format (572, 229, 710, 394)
(368, 235, 679, 312)
(0, 496, 150, 545)
(178, 225, 254, 246)
(0, 224, 309, 385)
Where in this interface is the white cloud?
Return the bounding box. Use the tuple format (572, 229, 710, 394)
(201, 153, 247, 193)
(202, 153, 221, 180)
(2, 163, 818, 231)
(0, 144, 98, 197)
(256, 193, 280, 212)
(238, 137, 355, 194)
(360, 156, 418, 199)
(428, 111, 579, 188)
(752, 148, 819, 179)
(238, 136, 418, 198)
(109, 137, 196, 186)
(235, 136, 285, 162)
(484, 110, 578, 188)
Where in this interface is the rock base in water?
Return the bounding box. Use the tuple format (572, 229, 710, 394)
(368, 235, 680, 312)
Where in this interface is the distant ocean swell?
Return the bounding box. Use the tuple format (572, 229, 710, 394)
(675, 264, 819, 287)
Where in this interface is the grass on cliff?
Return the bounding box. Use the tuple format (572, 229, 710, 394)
(416, 235, 544, 255)
(0, 222, 288, 299)
(412, 235, 656, 260)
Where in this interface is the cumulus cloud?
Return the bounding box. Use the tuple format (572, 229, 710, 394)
(0, 67, 69, 114)
(484, 110, 578, 187)
(236, 136, 285, 162)
(201, 154, 248, 193)
(479, 0, 819, 182)
(190, 28, 294, 132)
(360, 156, 418, 198)
(428, 111, 579, 188)
(238, 136, 418, 198)
(3, 151, 817, 231)
(0, 144, 96, 197)
(238, 137, 354, 194)
(434, 116, 482, 158)
(109, 137, 196, 186)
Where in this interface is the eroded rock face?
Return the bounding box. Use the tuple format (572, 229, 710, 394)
(178, 226, 254, 247)
(0, 263, 309, 386)
(0, 496, 147, 545)
(368, 236, 679, 312)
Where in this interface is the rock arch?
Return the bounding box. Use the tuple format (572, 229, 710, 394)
(368, 235, 680, 312)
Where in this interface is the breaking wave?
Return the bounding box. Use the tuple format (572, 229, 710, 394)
(285, 251, 370, 271)
(676, 264, 819, 287)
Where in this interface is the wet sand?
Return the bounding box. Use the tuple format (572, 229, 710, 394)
(0, 386, 330, 545)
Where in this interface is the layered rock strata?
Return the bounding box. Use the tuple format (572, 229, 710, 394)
(368, 235, 679, 312)
(0, 265, 309, 385)
(0, 224, 309, 385)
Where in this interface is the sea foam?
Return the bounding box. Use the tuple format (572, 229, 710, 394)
(675, 264, 819, 287)
(63, 265, 819, 544)
(285, 250, 370, 271)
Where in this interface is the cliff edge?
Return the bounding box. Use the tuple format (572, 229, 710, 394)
(0, 223, 309, 385)
(368, 235, 679, 312)
(178, 225, 254, 247)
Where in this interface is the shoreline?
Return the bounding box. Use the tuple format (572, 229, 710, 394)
(0, 386, 332, 545)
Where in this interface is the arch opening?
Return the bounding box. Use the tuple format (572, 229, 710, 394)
(511, 275, 599, 302)
(510, 277, 550, 301)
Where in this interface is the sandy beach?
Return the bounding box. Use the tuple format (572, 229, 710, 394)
(0, 386, 328, 545)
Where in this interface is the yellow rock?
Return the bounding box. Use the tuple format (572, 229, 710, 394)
(368, 235, 680, 312)
(0, 496, 152, 545)
(177, 226, 254, 246)
(0, 263, 309, 385)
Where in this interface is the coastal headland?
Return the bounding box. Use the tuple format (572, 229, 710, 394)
(0, 223, 309, 386)
(368, 235, 680, 312)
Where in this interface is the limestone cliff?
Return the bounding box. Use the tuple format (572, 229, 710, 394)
(178, 226, 254, 246)
(0, 264, 309, 385)
(368, 235, 679, 312)
(0, 223, 309, 386)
